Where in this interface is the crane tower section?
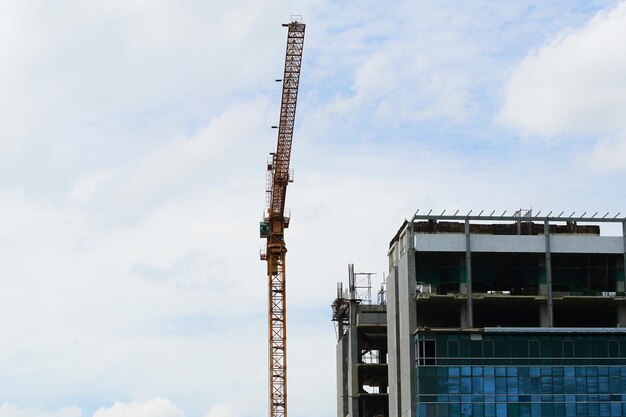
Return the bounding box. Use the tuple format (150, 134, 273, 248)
(260, 20, 305, 417)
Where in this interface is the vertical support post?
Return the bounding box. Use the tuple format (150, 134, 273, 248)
(544, 220, 554, 327)
(615, 219, 626, 294)
(618, 220, 626, 326)
(465, 219, 473, 328)
(623, 220, 626, 288)
(409, 216, 415, 250)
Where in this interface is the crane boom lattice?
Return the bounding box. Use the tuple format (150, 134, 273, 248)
(260, 20, 305, 417)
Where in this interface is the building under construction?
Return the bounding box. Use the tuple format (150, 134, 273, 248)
(335, 210, 626, 417)
(333, 265, 388, 417)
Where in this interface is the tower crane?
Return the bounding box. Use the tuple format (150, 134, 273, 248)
(259, 19, 305, 417)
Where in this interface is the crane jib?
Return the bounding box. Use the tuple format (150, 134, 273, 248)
(270, 22, 304, 219)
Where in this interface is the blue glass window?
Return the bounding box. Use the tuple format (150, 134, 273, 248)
(485, 377, 495, 394)
(461, 377, 472, 394)
(415, 333, 626, 416)
(495, 377, 506, 393)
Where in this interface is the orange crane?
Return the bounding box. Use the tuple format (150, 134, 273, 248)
(259, 19, 305, 417)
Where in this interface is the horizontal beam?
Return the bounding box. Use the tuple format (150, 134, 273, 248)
(411, 214, 626, 224)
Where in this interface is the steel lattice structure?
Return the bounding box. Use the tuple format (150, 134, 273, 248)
(260, 20, 305, 417)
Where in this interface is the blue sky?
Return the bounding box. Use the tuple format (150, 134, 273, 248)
(1, 1, 626, 417)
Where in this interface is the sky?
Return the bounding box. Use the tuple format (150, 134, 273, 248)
(1, 1, 626, 417)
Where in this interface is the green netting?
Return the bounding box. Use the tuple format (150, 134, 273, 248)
(473, 266, 542, 287)
(417, 264, 623, 294)
(416, 265, 464, 285)
(552, 266, 621, 295)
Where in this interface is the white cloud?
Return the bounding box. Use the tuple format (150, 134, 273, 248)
(71, 170, 117, 203)
(74, 98, 272, 221)
(499, 1, 626, 168)
(0, 404, 81, 417)
(203, 404, 239, 417)
(581, 135, 626, 171)
(93, 398, 184, 417)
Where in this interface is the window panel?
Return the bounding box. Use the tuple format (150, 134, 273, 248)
(540, 338, 551, 358)
(518, 374, 530, 394)
(587, 401, 599, 417)
(507, 377, 518, 394)
(449, 377, 460, 394)
(484, 340, 494, 358)
(471, 341, 483, 358)
(496, 403, 507, 417)
(574, 340, 588, 358)
(530, 377, 540, 394)
(518, 403, 531, 417)
(553, 403, 565, 417)
(507, 403, 519, 417)
(473, 376, 484, 394)
(599, 376, 609, 394)
(461, 402, 472, 417)
(484, 377, 495, 394)
(553, 376, 564, 394)
(460, 340, 471, 358)
(449, 340, 459, 358)
(495, 377, 506, 394)
(473, 402, 485, 417)
(495, 341, 509, 358)
(611, 403, 621, 417)
(599, 402, 611, 417)
(460, 377, 471, 394)
(541, 376, 552, 394)
(541, 403, 554, 417)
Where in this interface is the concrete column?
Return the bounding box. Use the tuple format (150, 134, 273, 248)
(617, 257, 625, 293)
(459, 255, 469, 328)
(386, 265, 401, 417)
(347, 303, 359, 417)
(538, 256, 550, 327)
(399, 250, 417, 417)
(337, 337, 349, 417)
(465, 219, 474, 328)
(621, 220, 626, 293)
(544, 220, 554, 327)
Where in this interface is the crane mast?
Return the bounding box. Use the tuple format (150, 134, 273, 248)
(260, 20, 305, 417)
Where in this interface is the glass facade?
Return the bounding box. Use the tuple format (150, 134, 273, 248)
(415, 332, 626, 417)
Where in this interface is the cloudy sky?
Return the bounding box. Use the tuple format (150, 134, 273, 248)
(1, 1, 626, 416)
